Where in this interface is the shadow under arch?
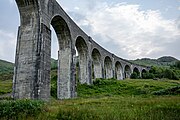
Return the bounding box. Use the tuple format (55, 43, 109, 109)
(115, 61, 123, 80)
(92, 48, 102, 80)
(104, 56, 113, 79)
(75, 36, 89, 84)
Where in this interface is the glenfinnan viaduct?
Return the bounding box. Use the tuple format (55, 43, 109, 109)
(13, 0, 149, 100)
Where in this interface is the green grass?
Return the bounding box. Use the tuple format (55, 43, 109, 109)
(46, 96, 180, 120)
(0, 99, 44, 119)
(78, 79, 180, 98)
(0, 78, 180, 120)
(0, 80, 12, 95)
(44, 79, 180, 120)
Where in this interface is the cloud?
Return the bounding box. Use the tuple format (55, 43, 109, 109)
(58, 1, 180, 59)
(0, 30, 16, 62)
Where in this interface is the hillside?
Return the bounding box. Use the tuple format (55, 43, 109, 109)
(130, 56, 179, 67)
(0, 59, 58, 81)
(0, 60, 14, 81)
(0, 60, 14, 74)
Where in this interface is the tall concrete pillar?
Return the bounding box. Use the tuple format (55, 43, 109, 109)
(13, 15, 51, 100)
(13, 0, 76, 100)
(57, 47, 75, 99)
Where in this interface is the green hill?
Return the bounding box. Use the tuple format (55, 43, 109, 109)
(0, 58, 58, 81)
(0, 60, 14, 74)
(51, 58, 58, 70)
(130, 56, 179, 67)
(0, 60, 14, 81)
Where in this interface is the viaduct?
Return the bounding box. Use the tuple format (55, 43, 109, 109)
(13, 0, 149, 100)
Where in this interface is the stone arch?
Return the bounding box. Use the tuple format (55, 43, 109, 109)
(104, 56, 113, 79)
(115, 61, 123, 80)
(133, 67, 140, 78)
(142, 69, 147, 73)
(124, 65, 131, 78)
(51, 15, 74, 99)
(75, 36, 89, 84)
(91, 48, 102, 80)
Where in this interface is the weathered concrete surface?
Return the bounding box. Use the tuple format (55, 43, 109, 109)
(13, 0, 150, 100)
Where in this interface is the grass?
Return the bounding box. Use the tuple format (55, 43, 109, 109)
(45, 96, 180, 120)
(0, 80, 12, 95)
(0, 78, 180, 120)
(78, 78, 180, 98)
(0, 99, 44, 119)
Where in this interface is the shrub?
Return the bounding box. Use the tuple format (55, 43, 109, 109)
(0, 99, 44, 119)
(130, 72, 138, 79)
(51, 75, 57, 98)
(163, 69, 179, 80)
(142, 72, 155, 79)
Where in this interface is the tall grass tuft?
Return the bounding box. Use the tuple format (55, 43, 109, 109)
(56, 107, 100, 120)
(0, 99, 44, 119)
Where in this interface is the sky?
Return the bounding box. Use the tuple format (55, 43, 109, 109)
(0, 0, 180, 63)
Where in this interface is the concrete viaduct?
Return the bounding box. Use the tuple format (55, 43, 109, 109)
(13, 0, 149, 100)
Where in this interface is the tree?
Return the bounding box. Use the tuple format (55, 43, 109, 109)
(130, 72, 138, 79)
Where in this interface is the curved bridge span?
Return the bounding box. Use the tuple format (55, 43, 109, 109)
(13, 0, 149, 100)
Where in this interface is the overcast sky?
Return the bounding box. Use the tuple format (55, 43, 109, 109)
(0, 0, 180, 62)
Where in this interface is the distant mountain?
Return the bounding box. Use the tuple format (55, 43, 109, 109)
(130, 56, 179, 67)
(157, 56, 178, 62)
(51, 58, 58, 70)
(0, 60, 14, 81)
(0, 60, 14, 74)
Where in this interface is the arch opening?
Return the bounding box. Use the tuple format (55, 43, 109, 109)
(75, 36, 88, 84)
(124, 65, 131, 79)
(92, 48, 102, 80)
(131, 67, 140, 79)
(115, 61, 123, 80)
(51, 15, 73, 99)
(104, 56, 113, 79)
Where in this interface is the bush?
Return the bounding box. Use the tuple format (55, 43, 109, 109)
(51, 74, 57, 98)
(0, 99, 44, 119)
(163, 69, 179, 80)
(142, 72, 155, 79)
(130, 72, 139, 79)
